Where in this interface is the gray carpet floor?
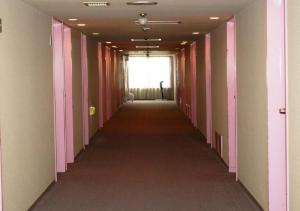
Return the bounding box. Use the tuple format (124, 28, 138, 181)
(32, 101, 261, 211)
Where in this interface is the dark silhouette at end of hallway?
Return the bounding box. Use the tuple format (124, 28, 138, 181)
(32, 101, 261, 211)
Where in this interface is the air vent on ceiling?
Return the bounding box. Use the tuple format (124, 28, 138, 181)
(136, 45, 159, 49)
(83, 1, 110, 7)
(135, 20, 181, 25)
(131, 38, 162, 42)
(127, 1, 158, 5)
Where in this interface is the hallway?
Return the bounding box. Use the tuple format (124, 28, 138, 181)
(32, 102, 260, 211)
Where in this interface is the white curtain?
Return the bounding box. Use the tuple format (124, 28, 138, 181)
(128, 56, 174, 100)
(129, 88, 173, 100)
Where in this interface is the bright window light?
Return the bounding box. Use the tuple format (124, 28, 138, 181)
(128, 56, 171, 89)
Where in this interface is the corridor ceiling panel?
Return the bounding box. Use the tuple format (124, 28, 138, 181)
(23, 0, 254, 51)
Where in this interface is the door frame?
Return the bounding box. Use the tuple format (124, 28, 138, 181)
(63, 25, 74, 163)
(105, 46, 112, 120)
(267, 0, 287, 210)
(52, 19, 75, 175)
(180, 48, 186, 114)
(205, 33, 212, 145)
(227, 18, 237, 173)
(190, 42, 197, 127)
(52, 19, 67, 174)
(98, 42, 104, 128)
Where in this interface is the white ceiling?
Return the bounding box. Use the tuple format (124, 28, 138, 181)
(23, 0, 254, 51)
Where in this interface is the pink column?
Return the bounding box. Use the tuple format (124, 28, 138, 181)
(205, 34, 212, 145)
(267, 0, 287, 210)
(81, 34, 89, 146)
(180, 48, 186, 113)
(190, 42, 197, 127)
(175, 54, 180, 106)
(63, 26, 74, 163)
(105, 47, 112, 120)
(98, 43, 104, 128)
(53, 20, 66, 173)
(227, 18, 237, 173)
(113, 50, 118, 112)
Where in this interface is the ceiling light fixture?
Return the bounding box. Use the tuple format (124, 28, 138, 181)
(181, 41, 188, 45)
(83, 1, 110, 7)
(209, 16, 220, 20)
(68, 18, 78, 21)
(119, 50, 124, 52)
(92, 32, 100, 35)
(112, 45, 118, 48)
(131, 38, 162, 42)
(135, 20, 181, 25)
(77, 23, 86, 27)
(136, 45, 159, 49)
(192, 32, 200, 35)
(106, 41, 112, 44)
(142, 27, 151, 32)
(126, 1, 158, 5)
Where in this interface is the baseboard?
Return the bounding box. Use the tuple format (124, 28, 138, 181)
(194, 129, 207, 143)
(237, 180, 265, 211)
(74, 148, 84, 161)
(28, 180, 55, 211)
(229, 166, 236, 173)
(86, 129, 102, 146)
(194, 129, 233, 173)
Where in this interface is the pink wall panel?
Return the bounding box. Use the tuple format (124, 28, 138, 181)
(190, 42, 197, 127)
(227, 18, 237, 173)
(63, 26, 74, 163)
(105, 47, 112, 120)
(205, 34, 212, 145)
(180, 48, 186, 113)
(98, 43, 104, 128)
(81, 34, 89, 146)
(53, 20, 67, 173)
(113, 50, 118, 112)
(175, 54, 181, 107)
(267, 0, 287, 210)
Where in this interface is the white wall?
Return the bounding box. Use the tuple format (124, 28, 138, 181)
(196, 37, 206, 137)
(87, 37, 100, 137)
(71, 29, 84, 156)
(210, 23, 229, 164)
(235, 0, 268, 209)
(287, 0, 300, 210)
(0, 0, 54, 210)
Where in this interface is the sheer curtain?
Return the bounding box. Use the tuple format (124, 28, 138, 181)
(128, 56, 174, 100)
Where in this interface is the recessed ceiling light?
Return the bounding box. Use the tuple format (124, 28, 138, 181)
(192, 32, 200, 35)
(77, 23, 86, 27)
(136, 46, 159, 49)
(112, 45, 118, 48)
(119, 50, 124, 52)
(92, 32, 100, 35)
(106, 41, 112, 44)
(135, 20, 181, 25)
(142, 27, 151, 32)
(68, 18, 78, 21)
(131, 38, 162, 42)
(210, 17, 220, 20)
(181, 41, 188, 45)
(127, 1, 158, 5)
(83, 1, 110, 7)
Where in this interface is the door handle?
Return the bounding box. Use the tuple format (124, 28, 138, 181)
(279, 108, 286, 114)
